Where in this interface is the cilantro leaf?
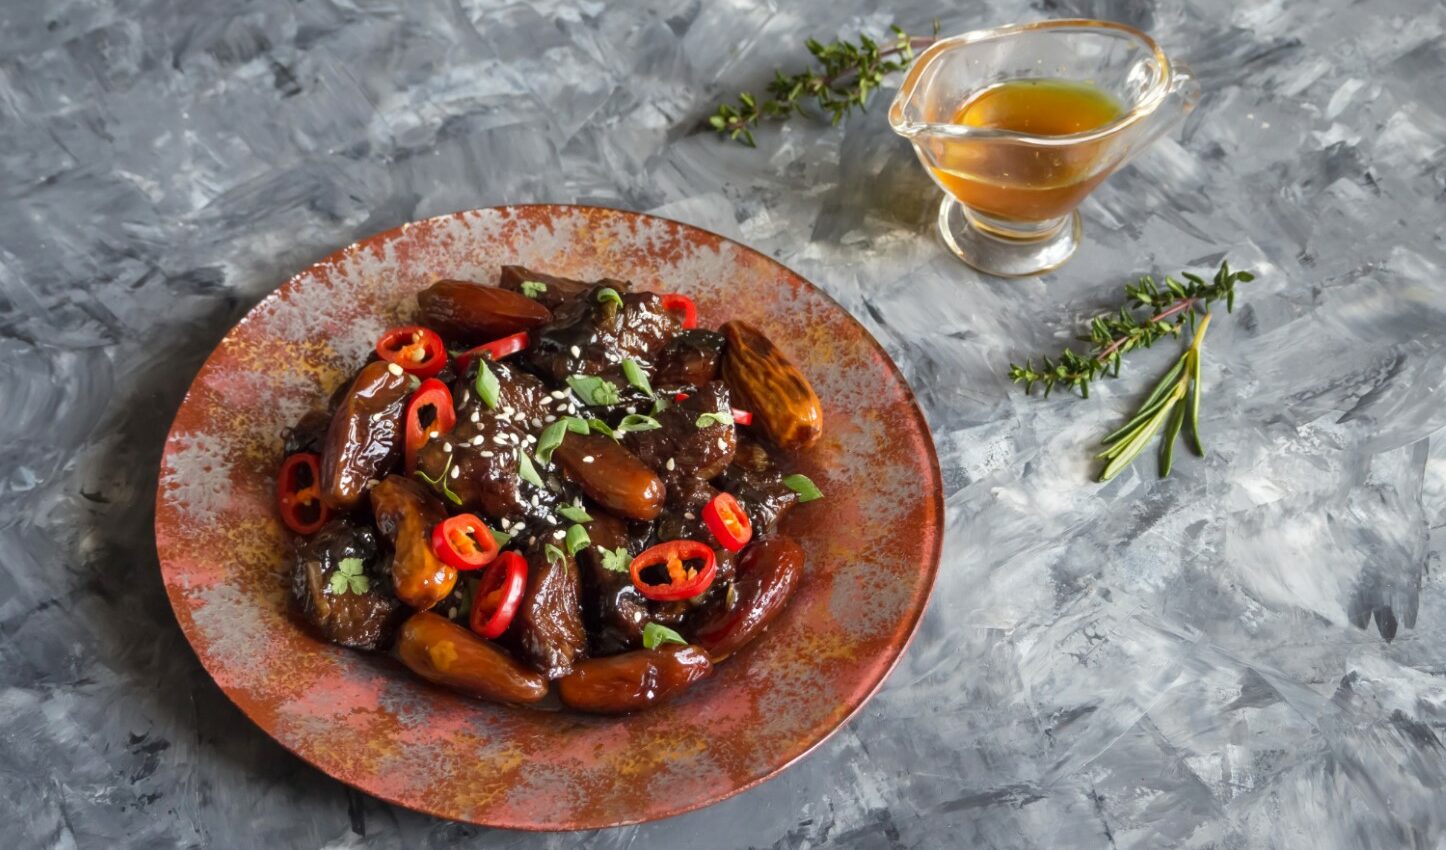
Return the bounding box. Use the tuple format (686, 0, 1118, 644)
(557, 504, 593, 524)
(330, 558, 371, 595)
(520, 280, 547, 298)
(599, 546, 631, 573)
(781, 473, 823, 503)
(328, 572, 348, 594)
(338, 557, 364, 576)
(643, 622, 687, 650)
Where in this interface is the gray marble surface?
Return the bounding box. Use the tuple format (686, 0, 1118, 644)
(4, 0, 1445, 847)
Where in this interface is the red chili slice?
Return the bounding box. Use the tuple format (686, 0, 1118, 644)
(702, 492, 752, 553)
(660, 294, 698, 329)
(376, 325, 447, 378)
(430, 513, 500, 572)
(404, 378, 456, 474)
(730, 408, 753, 426)
(470, 551, 528, 639)
(276, 452, 329, 535)
(629, 540, 717, 602)
(673, 392, 690, 402)
(454, 331, 529, 372)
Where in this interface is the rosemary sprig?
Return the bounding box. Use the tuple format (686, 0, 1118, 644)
(708, 23, 940, 146)
(1009, 260, 1254, 398)
(1097, 313, 1213, 482)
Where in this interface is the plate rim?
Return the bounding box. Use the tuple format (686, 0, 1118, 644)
(154, 203, 944, 830)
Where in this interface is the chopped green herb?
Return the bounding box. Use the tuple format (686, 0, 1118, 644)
(557, 504, 593, 524)
(599, 546, 631, 573)
(695, 411, 735, 428)
(622, 359, 654, 396)
(617, 413, 662, 433)
(567, 374, 621, 407)
(329, 557, 371, 595)
(489, 528, 512, 548)
(596, 286, 624, 309)
(535, 419, 570, 465)
(587, 418, 617, 439)
(415, 460, 464, 505)
(649, 396, 671, 416)
(564, 416, 591, 434)
(520, 280, 547, 298)
(544, 543, 567, 566)
(475, 359, 500, 409)
(517, 451, 544, 488)
(781, 473, 823, 503)
(642, 622, 687, 650)
(564, 523, 591, 556)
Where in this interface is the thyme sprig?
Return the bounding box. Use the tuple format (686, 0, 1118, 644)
(1009, 261, 1254, 398)
(708, 23, 940, 146)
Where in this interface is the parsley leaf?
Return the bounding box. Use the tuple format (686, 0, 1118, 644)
(564, 523, 590, 556)
(642, 622, 687, 650)
(622, 359, 653, 396)
(520, 280, 547, 298)
(329, 557, 371, 595)
(567, 375, 621, 407)
(781, 473, 823, 503)
(475, 359, 501, 409)
(517, 451, 544, 488)
(557, 504, 593, 523)
(696, 411, 735, 428)
(599, 546, 631, 573)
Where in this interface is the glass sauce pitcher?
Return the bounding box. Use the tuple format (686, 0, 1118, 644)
(888, 20, 1199, 277)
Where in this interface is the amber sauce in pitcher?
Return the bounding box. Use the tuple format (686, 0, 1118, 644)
(929, 79, 1124, 224)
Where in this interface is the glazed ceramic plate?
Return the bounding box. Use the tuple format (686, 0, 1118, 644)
(156, 205, 943, 830)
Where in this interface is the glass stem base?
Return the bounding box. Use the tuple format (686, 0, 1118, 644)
(936, 196, 1081, 278)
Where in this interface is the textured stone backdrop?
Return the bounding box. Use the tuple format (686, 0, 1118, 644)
(2, 0, 1445, 848)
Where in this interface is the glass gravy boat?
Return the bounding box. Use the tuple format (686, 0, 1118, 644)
(889, 20, 1199, 277)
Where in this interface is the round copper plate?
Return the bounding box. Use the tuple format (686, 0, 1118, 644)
(155, 205, 943, 830)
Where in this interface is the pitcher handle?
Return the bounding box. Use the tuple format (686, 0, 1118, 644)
(1134, 59, 1201, 150)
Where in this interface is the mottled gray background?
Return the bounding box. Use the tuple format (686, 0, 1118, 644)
(3, 0, 1445, 847)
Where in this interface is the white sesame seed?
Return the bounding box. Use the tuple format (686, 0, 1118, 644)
(717, 437, 727, 451)
(550, 390, 567, 400)
(508, 433, 520, 444)
(553, 529, 566, 540)
(492, 435, 507, 445)
(429, 430, 439, 439)
(525, 435, 537, 445)
(387, 362, 403, 377)
(626, 406, 636, 415)
(544, 516, 557, 525)
(502, 405, 514, 417)
(582, 455, 594, 463)
(500, 518, 512, 530)
(447, 606, 458, 619)
(449, 465, 460, 479)
(545, 414, 557, 423)
(531, 418, 542, 429)
(472, 435, 486, 446)
(570, 345, 581, 358)
(528, 536, 536, 546)
(470, 411, 480, 423)
(683, 511, 695, 520)
(459, 390, 470, 406)
(443, 442, 453, 452)
(480, 450, 494, 458)
(665, 458, 675, 471)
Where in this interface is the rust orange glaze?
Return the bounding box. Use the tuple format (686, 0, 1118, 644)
(155, 205, 943, 830)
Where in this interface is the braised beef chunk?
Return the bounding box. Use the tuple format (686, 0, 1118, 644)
(718, 443, 800, 534)
(653, 330, 725, 392)
(415, 360, 566, 529)
(510, 546, 587, 678)
(654, 475, 717, 544)
(625, 381, 736, 480)
(290, 520, 401, 650)
(577, 512, 649, 655)
(283, 410, 332, 456)
(498, 265, 631, 311)
(525, 290, 680, 384)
